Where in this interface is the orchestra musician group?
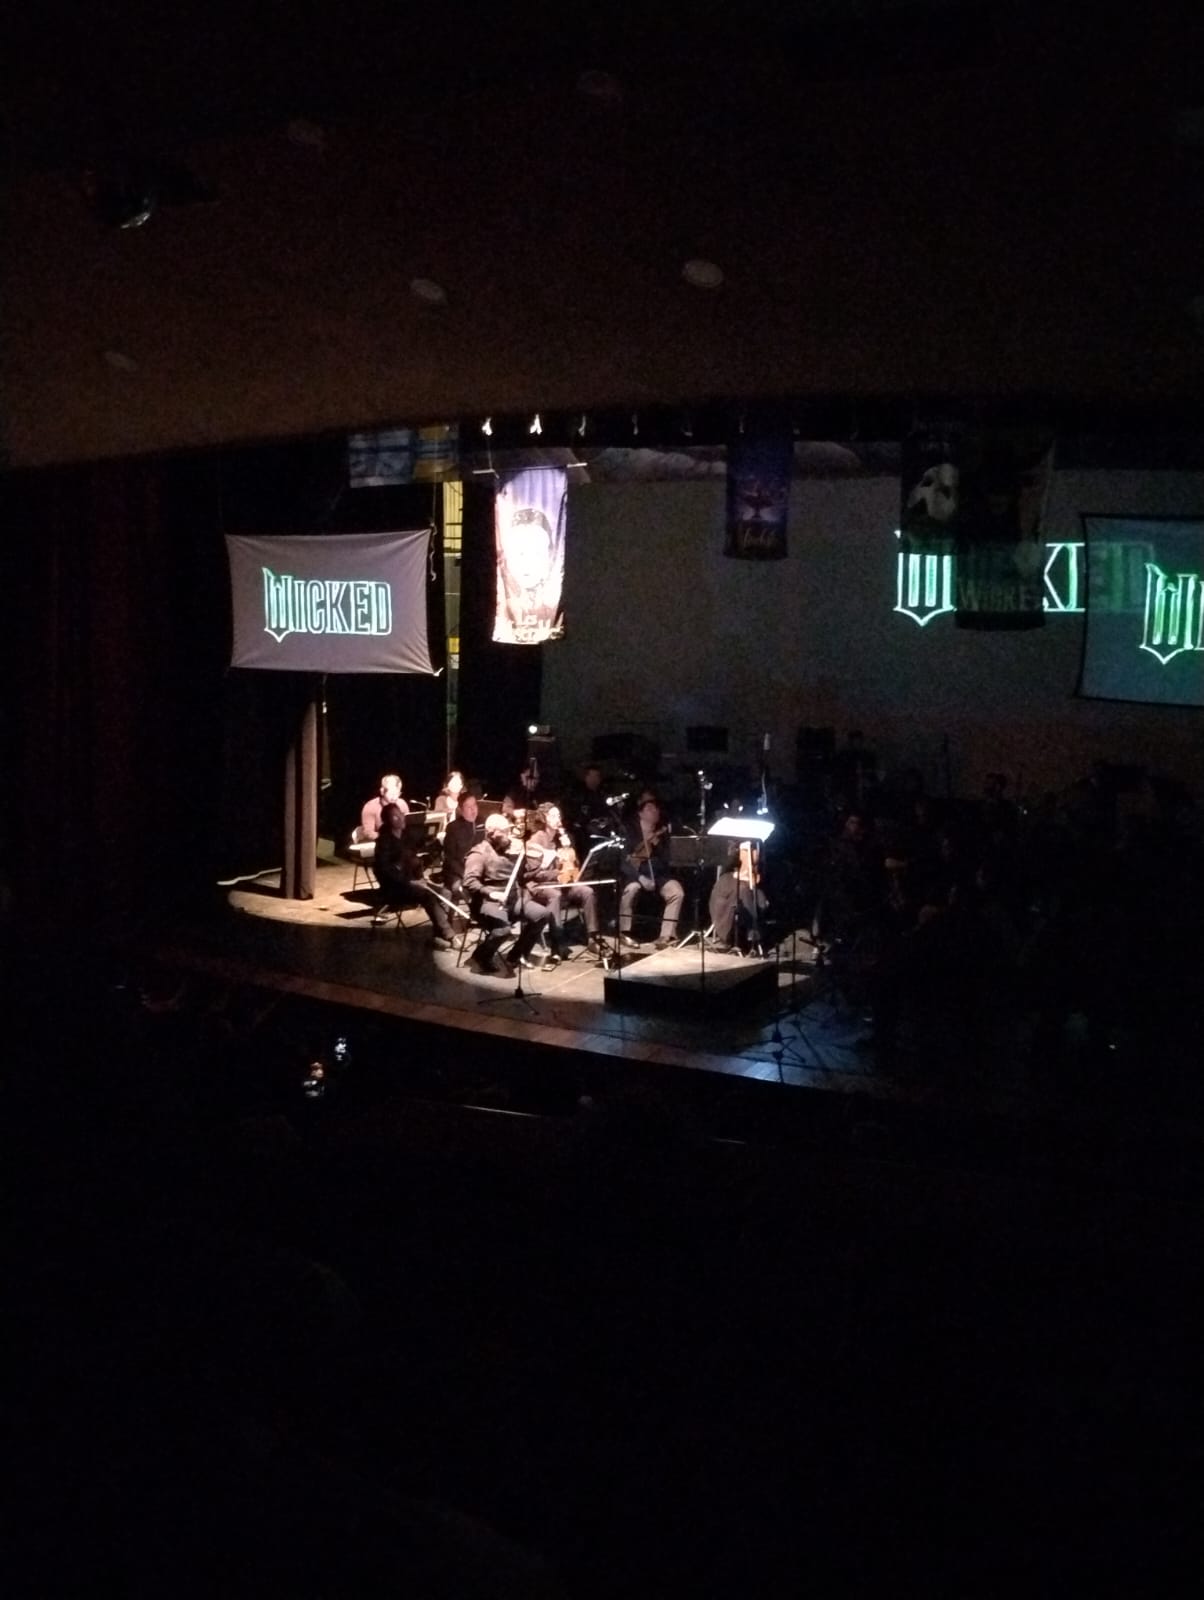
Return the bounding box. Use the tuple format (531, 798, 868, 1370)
(361, 760, 769, 975)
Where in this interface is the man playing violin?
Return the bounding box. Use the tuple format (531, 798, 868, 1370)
(619, 797, 685, 949)
(524, 803, 606, 967)
(462, 813, 552, 975)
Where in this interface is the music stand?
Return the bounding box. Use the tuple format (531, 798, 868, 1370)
(672, 833, 735, 951)
(579, 837, 625, 970)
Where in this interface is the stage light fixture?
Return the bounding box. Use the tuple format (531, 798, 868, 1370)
(529, 413, 542, 435)
(81, 163, 157, 229)
(81, 157, 215, 231)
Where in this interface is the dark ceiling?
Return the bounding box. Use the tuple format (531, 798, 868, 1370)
(3, 0, 1202, 469)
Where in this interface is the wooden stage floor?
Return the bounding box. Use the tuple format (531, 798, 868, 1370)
(151, 857, 1049, 1117)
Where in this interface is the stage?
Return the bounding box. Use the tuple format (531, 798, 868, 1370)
(148, 855, 1051, 1117)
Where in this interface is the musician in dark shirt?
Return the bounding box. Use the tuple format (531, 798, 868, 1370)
(619, 798, 685, 948)
(707, 841, 768, 952)
(567, 763, 621, 858)
(462, 813, 552, 974)
(373, 803, 456, 946)
(525, 803, 604, 966)
(441, 793, 484, 898)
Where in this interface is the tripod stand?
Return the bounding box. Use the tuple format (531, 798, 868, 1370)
(765, 885, 827, 1080)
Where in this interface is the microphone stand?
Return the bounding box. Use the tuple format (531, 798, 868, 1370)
(477, 840, 540, 1013)
(677, 770, 715, 967)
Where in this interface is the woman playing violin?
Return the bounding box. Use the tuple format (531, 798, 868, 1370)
(524, 804, 605, 966)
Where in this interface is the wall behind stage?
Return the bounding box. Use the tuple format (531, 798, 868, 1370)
(540, 470, 1204, 798)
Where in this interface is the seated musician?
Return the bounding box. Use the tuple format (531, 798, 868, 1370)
(433, 769, 465, 827)
(462, 813, 552, 976)
(524, 803, 606, 967)
(707, 841, 768, 953)
(567, 763, 619, 857)
(373, 803, 457, 947)
(440, 792, 484, 899)
(360, 773, 409, 842)
(619, 797, 685, 949)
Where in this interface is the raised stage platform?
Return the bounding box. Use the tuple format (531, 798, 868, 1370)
(148, 855, 1054, 1120)
(603, 943, 779, 1016)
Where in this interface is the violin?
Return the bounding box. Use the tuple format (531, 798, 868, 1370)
(555, 828, 580, 884)
(626, 823, 669, 867)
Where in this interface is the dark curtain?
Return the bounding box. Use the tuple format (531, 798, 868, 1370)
(3, 454, 230, 943)
(0, 434, 447, 943)
(454, 481, 543, 794)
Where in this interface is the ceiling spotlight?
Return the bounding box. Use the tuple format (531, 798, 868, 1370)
(481, 416, 493, 436)
(529, 413, 542, 435)
(576, 69, 623, 102)
(682, 258, 724, 290)
(410, 277, 448, 305)
(286, 118, 328, 150)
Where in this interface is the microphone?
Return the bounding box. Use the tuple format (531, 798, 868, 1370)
(762, 732, 771, 753)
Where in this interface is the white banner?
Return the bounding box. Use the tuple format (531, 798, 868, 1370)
(493, 468, 566, 644)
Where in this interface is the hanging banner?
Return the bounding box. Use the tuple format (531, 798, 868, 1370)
(725, 432, 792, 559)
(902, 418, 1053, 630)
(954, 428, 1054, 631)
(493, 467, 567, 644)
(900, 418, 961, 545)
(348, 424, 460, 488)
(225, 529, 434, 673)
(348, 428, 415, 487)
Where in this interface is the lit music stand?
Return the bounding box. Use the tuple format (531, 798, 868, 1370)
(705, 815, 775, 957)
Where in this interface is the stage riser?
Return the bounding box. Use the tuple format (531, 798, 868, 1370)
(604, 950, 777, 1017)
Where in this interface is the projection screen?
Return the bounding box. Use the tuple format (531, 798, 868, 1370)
(226, 529, 433, 673)
(1077, 516, 1203, 708)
